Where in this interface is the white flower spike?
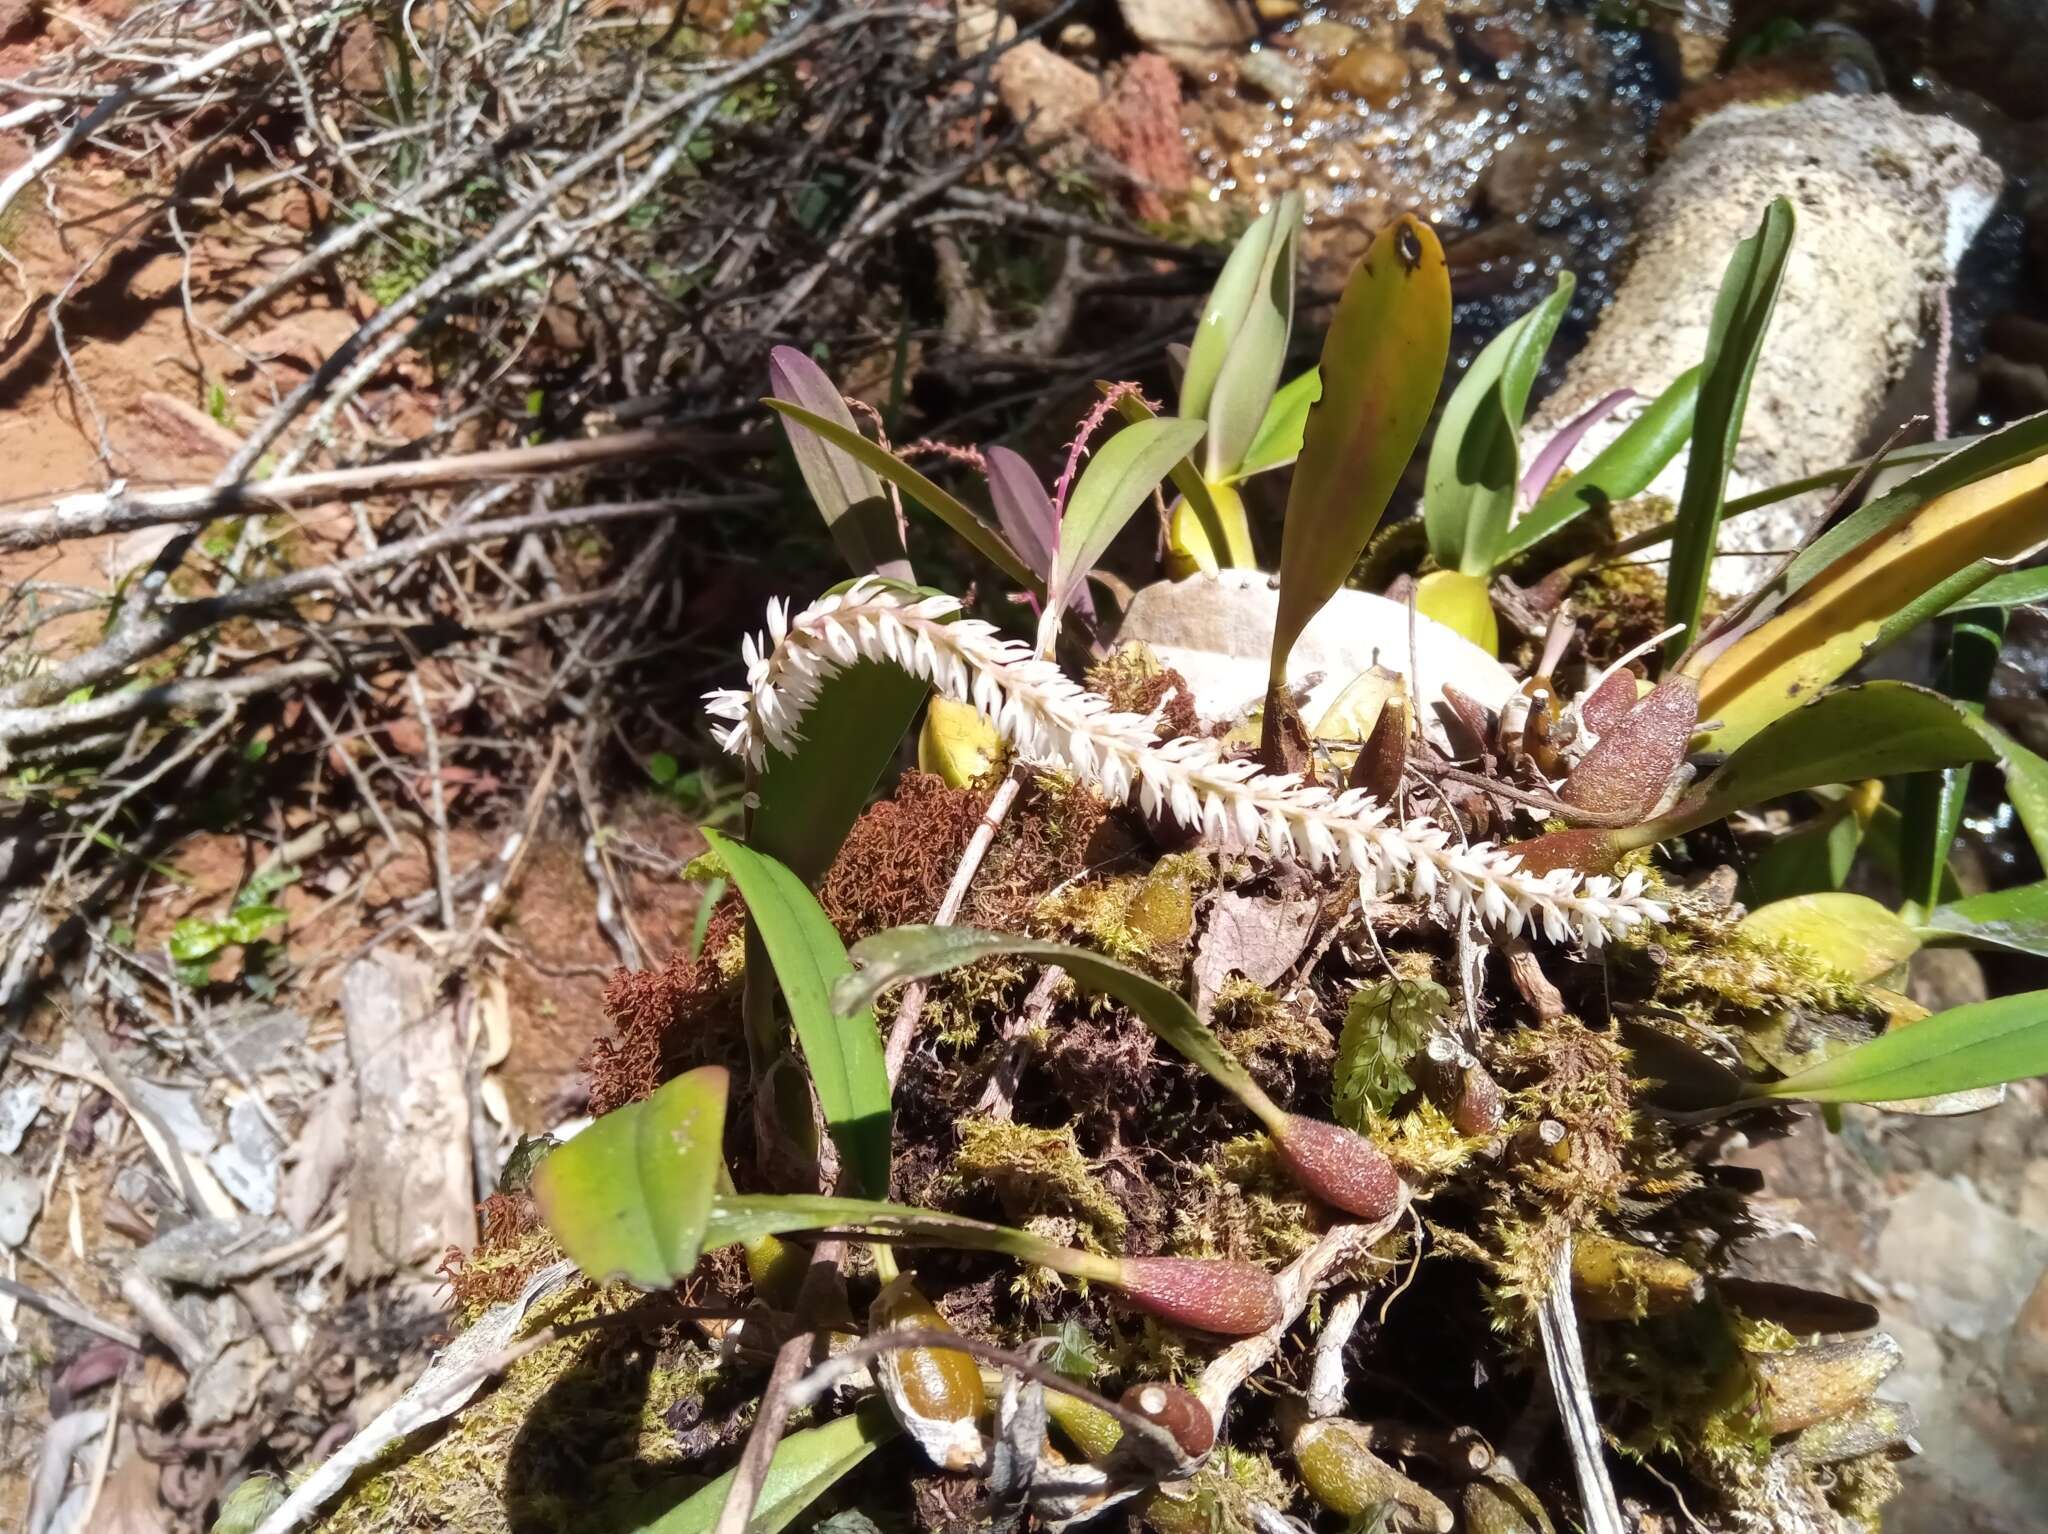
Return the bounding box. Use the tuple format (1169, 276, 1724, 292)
(705, 580, 1668, 947)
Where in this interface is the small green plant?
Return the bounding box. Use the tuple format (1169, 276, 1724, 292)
(168, 865, 296, 989)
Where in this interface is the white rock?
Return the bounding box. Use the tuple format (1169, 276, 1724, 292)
(0, 1082, 42, 1155)
(0, 1154, 42, 1248)
(1519, 94, 2000, 598)
(1116, 568, 1518, 745)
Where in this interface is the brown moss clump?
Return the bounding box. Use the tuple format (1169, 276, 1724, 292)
(1086, 644, 1199, 741)
(966, 772, 1127, 931)
(439, 1193, 565, 1317)
(818, 771, 990, 940)
(584, 905, 745, 1114)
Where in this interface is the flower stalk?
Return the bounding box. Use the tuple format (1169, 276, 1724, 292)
(707, 580, 1667, 947)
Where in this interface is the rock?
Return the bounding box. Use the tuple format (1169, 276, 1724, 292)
(1238, 46, 1309, 103)
(1115, 569, 1519, 743)
(0, 1081, 42, 1155)
(1058, 22, 1098, 54)
(956, 0, 1016, 58)
(0, 1154, 40, 1247)
(1907, 947, 1988, 1014)
(1873, 1174, 2048, 1345)
(1324, 43, 1410, 106)
(1119, 0, 1255, 79)
(1085, 54, 1194, 223)
(2005, 1262, 2048, 1414)
(993, 41, 1103, 146)
(1291, 20, 1360, 58)
(1519, 94, 2000, 598)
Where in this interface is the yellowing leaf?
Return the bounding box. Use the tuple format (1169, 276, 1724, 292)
(1695, 451, 2048, 752)
(1270, 216, 1451, 688)
(532, 1065, 728, 1289)
(1738, 893, 1921, 983)
(1413, 569, 1499, 655)
(918, 696, 1001, 788)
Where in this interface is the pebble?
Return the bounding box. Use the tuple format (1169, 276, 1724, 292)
(1325, 43, 1410, 107)
(1238, 47, 1311, 104)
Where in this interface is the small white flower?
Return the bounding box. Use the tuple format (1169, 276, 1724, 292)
(703, 583, 1669, 946)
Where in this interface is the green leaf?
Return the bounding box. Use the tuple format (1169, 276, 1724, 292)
(648, 751, 681, 787)
(835, 925, 1281, 1126)
(1230, 366, 1320, 481)
(1424, 272, 1575, 575)
(767, 347, 910, 580)
(707, 831, 892, 1197)
(169, 917, 233, 963)
(1919, 881, 2048, 960)
(531, 1065, 729, 1289)
(1938, 564, 2048, 615)
(1051, 416, 1208, 615)
(1688, 683, 1996, 824)
(1738, 893, 1921, 984)
(621, 1401, 899, 1534)
(1112, 389, 1249, 568)
(750, 657, 927, 884)
(763, 401, 1037, 590)
(1752, 989, 2048, 1105)
(1741, 805, 1863, 905)
(224, 904, 288, 946)
(1271, 216, 1451, 689)
(1497, 367, 1699, 564)
(1664, 198, 1795, 663)
(1899, 609, 2005, 915)
(1182, 193, 1301, 480)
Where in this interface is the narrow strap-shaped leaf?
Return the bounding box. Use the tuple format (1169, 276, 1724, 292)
(531, 1066, 729, 1289)
(1272, 216, 1451, 688)
(768, 347, 912, 581)
(1663, 197, 1794, 663)
(764, 400, 1037, 590)
(1518, 387, 1634, 508)
(1899, 609, 2005, 916)
(1498, 368, 1699, 564)
(1753, 989, 2048, 1105)
(1111, 389, 1249, 569)
(1919, 880, 2048, 960)
(985, 445, 1057, 582)
(835, 925, 1281, 1125)
(708, 830, 892, 1197)
(1423, 271, 1575, 576)
(1778, 409, 2048, 599)
(1050, 415, 1208, 620)
(1938, 565, 2048, 615)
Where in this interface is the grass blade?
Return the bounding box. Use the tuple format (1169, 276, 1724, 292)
(1271, 215, 1451, 689)
(764, 400, 1037, 590)
(1498, 367, 1698, 564)
(707, 830, 892, 1197)
(1752, 989, 2048, 1105)
(1938, 564, 2048, 615)
(1899, 609, 2005, 916)
(531, 1065, 728, 1289)
(1423, 272, 1574, 576)
(624, 1402, 899, 1534)
(1663, 198, 1794, 663)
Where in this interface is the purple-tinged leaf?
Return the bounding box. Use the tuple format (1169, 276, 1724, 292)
(768, 346, 912, 581)
(987, 446, 1092, 620)
(1519, 389, 1634, 509)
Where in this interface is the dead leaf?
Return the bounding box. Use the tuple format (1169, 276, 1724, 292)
(1191, 890, 1319, 1016)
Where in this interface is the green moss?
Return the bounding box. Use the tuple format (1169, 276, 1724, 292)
(1033, 853, 1210, 969)
(953, 1116, 1127, 1249)
(321, 1281, 721, 1534)
(1143, 1447, 1293, 1534)
(1170, 1135, 1319, 1266)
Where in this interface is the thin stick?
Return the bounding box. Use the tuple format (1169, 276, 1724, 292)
(1537, 1237, 1625, 1534)
(884, 766, 1025, 1084)
(0, 426, 757, 555)
(0, 1277, 143, 1350)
